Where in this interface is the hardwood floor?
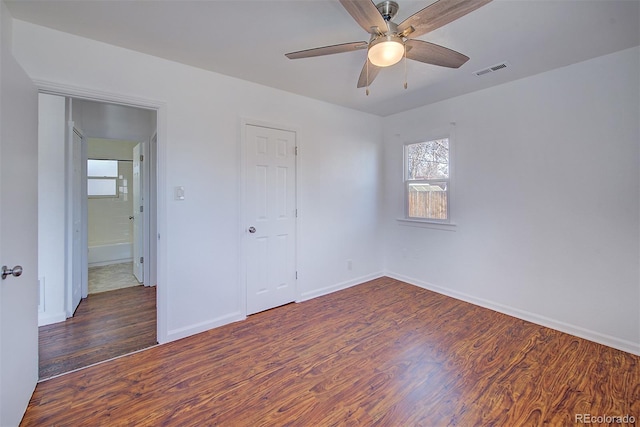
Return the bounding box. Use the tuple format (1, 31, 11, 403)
(38, 285, 157, 379)
(24, 277, 638, 426)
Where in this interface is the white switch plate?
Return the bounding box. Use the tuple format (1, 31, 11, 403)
(175, 186, 185, 200)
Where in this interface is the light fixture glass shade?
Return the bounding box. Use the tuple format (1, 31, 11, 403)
(368, 35, 404, 67)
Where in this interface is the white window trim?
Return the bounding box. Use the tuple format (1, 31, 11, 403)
(88, 177, 119, 198)
(396, 217, 457, 230)
(398, 124, 456, 230)
(87, 158, 120, 198)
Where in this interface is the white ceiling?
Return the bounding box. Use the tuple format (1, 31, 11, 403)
(6, 0, 639, 116)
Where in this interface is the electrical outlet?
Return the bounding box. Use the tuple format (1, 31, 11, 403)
(347, 259, 353, 271)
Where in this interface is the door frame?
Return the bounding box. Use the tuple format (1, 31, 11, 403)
(65, 123, 86, 317)
(238, 118, 300, 316)
(34, 79, 169, 343)
(132, 141, 145, 284)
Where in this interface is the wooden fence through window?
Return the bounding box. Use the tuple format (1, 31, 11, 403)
(408, 188, 447, 219)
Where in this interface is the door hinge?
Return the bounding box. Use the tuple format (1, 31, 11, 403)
(140, 154, 144, 162)
(295, 271, 298, 279)
(140, 205, 144, 213)
(140, 257, 144, 264)
(295, 146, 298, 156)
(295, 209, 298, 218)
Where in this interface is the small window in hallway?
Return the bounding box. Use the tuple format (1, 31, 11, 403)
(88, 159, 119, 197)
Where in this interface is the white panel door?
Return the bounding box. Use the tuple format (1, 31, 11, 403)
(0, 8, 39, 424)
(132, 143, 143, 283)
(68, 128, 82, 315)
(245, 124, 296, 315)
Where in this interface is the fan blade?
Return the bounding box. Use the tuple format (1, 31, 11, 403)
(339, 0, 388, 34)
(398, 0, 492, 39)
(285, 41, 368, 59)
(357, 59, 381, 88)
(405, 39, 469, 68)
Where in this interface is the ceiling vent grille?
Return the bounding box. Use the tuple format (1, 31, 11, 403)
(473, 62, 509, 77)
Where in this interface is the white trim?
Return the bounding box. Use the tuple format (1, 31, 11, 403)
(147, 133, 158, 288)
(396, 218, 457, 231)
(238, 120, 248, 316)
(34, 79, 169, 344)
(298, 271, 385, 302)
(155, 105, 168, 343)
(166, 312, 245, 343)
(37, 311, 67, 327)
(385, 271, 640, 356)
(38, 342, 162, 383)
(33, 79, 161, 111)
(402, 124, 456, 224)
(239, 118, 300, 316)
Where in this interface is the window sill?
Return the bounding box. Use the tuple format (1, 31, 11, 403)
(396, 218, 457, 231)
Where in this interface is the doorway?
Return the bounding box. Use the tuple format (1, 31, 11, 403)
(87, 138, 144, 294)
(37, 94, 159, 379)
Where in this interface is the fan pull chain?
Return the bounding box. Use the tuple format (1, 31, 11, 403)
(403, 45, 408, 90)
(366, 59, 370, 96)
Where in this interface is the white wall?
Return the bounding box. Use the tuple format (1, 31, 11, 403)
(37, 93, 67, 326)
(87, 137, 137, 160)
(382, 47, 640, 355)
(73, 99, 156, 142)
(12, 20, 383, 342)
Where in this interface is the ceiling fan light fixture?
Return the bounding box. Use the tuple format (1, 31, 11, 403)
(368, 35, 404, 67)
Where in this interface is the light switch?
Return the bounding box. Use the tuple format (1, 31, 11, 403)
(175, 186, 185, 200)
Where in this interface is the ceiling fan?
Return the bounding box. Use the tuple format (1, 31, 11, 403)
(285, 0, 492, 92)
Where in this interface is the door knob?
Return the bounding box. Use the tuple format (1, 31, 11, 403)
(248, 226, 256, 233)
(2, 265, 23, 280)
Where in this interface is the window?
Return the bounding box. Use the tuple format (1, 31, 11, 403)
(88, 159, 119, 197)
(404, 138, 450, 221)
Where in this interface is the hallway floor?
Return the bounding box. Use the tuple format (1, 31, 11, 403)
(38, 285, 157, 379)
(89, 262, 140, 294)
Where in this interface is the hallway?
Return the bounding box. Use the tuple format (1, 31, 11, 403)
(38, 285, 156, 379)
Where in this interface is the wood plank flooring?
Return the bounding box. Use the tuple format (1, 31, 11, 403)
(23, 277, 638, 426)
(38, 285, 157, 379)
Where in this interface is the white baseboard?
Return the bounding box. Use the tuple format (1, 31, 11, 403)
(385, 271, 640, 356)
(165, 312, 246, 343)
(38, 311, 67, 327)
(164, 273, 386, 343)
(298, 271, 385, 302)
(88, 243, 133, 267)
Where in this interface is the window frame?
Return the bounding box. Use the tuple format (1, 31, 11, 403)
(402, 135, 455, 228)
(87, 159, 119, 198)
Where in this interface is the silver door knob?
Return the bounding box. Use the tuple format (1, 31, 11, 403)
(2, 265, 23, 280)
(248, 226, 256, 233)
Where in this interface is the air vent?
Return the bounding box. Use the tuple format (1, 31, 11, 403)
(473, 62, 509, 77)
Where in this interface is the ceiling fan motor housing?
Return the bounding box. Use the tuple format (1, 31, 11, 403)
(376, 1, 399, 21)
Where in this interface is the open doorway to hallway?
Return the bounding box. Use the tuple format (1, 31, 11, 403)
(37, 94, 158, 379)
